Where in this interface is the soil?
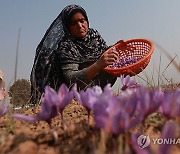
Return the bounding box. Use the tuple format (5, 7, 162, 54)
(0, 100, 180, 154)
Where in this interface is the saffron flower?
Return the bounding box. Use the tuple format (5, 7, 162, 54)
(157, 121, 179, 154)
(57, 83, 75, 113)
(160, 89, 180, 119)
(13, 84, 75, 127)
(13, 86, 59, 126)
(74, 84, 112, 123)
(110, 93, 139, 134)
(92, 89, 140, 135)
(57, 83, 76, 126)
(74, 87, 99, 111)
(120, 75, 139, 91)
(136, 87, 164, 121)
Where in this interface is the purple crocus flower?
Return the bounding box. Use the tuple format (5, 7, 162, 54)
(92, 92, 111, 129)
(74, 84, 114, 123)
(74, 85, 103, 123)
(136, 87, 164, 121)
(158, 121, 179, 154)
(13, 86, 59, 127)
(0, 104, 9, 118)
(75, 87, 99, 111)
(110, 92, 140, 134)
(160, 89, 180, 119)
(92, 85, 117, 129)
(103, 83, 114, 95)
(120, 75, 139, 91)
(57, 83, 75, 112)
(93, 89, 140, 135)
(56, 83, 76, 126)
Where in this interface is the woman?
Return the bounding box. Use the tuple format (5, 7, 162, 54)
(30, 4, 119, 104)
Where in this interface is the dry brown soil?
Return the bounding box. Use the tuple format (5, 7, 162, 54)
(0, 100, 180, 154)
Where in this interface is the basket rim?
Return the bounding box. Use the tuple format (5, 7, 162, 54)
(104, 38, 154, 71)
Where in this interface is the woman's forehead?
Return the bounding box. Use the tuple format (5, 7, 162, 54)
(70, 12, 85, 21)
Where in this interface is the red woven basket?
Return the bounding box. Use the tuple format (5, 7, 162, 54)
(104, 38, 154, 77)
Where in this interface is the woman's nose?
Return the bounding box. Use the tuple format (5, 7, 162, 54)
(76, 22, 83, 28)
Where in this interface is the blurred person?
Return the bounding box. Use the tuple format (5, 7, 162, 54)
(0, 70, 6, 101)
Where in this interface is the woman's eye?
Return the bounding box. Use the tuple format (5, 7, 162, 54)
(70, 19, 86, 26)
(79, 19, 85, 23)
(70, 21, 76, 26)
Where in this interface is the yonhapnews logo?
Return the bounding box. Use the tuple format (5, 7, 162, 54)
(137, 134, 151, 149)
(137, 134, 180, 149)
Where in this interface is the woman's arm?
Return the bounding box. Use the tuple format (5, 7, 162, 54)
(61, 48, 119, 84)
(61, 63, 91, 88)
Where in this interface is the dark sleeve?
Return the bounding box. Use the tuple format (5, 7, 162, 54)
(61, 63, 91, 88)
(61, 63, 117, 90)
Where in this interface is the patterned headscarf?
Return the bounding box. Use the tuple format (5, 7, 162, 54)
(57, 5, 108, 64)
(37, 5, 88, 52)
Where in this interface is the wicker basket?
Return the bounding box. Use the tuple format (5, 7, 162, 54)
(104, 39, 154, 77)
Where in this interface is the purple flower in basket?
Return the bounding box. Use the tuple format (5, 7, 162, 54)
(0, 104, 9, 118)
(13, 86, 59, 127)
(160, 89, 180, 119)
(109, 56, 140, 68)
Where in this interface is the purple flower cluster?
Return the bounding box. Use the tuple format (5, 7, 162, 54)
(90, 85, 166, 135)
(12, 75, 180, 136)
(109, 57, 141, 68)
(9, 75, 180, 154)
(13, 84, 76, 127)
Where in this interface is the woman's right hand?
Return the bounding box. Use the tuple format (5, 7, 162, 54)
(94, 48, 119, 69)
(86, 48, 119, 80)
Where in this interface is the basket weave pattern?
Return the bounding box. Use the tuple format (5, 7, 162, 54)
(104, 39, 154, 77)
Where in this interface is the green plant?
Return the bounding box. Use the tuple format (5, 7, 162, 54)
(9, 79, 31, 107)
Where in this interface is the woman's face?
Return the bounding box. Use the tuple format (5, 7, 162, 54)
(69, 12, 88, 38)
